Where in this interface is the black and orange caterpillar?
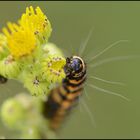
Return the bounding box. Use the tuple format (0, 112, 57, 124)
(43, 56, 86, 130)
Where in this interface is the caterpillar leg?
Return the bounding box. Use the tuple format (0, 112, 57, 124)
(0, 75, 8, 84)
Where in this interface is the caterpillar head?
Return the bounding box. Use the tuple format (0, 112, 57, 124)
(64, 56, 86, 77)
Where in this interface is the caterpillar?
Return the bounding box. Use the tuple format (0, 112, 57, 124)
(43, 55, 86, 130)
(0, 75, 7, 84)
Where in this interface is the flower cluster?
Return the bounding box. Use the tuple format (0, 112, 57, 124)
(0, 6, 66, 139)
(0, 6, 66, 96)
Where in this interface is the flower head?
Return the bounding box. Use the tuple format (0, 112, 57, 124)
(42, 54, 66, 84)
(0, 55, 22, 78)
(2, 22, 37, 59)
(1, 97, 26, 128)
(42, 42, 64, 56)
(23, 71, 50, 96)
(20, 6, 52, 43)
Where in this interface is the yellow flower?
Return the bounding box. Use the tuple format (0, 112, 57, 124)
(20, 6, 52, 42)
(42, 54, 66, 84)
(2, 22, 37, 58)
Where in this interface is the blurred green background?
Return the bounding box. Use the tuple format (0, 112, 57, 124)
(0, 1, 140, 139)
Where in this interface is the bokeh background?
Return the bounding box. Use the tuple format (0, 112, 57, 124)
(0, 1, 140, 139)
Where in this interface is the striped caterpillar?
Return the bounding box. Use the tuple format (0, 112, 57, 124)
(43, 55, 86, 131)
